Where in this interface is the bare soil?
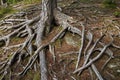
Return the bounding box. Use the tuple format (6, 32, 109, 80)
(0, 0, 120, 80)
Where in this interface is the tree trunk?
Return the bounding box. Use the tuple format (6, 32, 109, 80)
(0, 0, 7, 7)
(0, 0, 3, 5)
(43, 0, 57, 35)
(36, 0, 57, 80)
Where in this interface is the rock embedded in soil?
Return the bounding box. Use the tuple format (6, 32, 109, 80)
(64, 32, 81, 47)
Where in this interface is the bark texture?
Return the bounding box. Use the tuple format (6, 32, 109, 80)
(0, 0, 119, 80)
(36, 0, 57, 80)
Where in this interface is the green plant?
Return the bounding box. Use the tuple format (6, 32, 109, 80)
(33, 72, 40, 80)
(113, 11, 120, 17)
(7, 0, 22, 4)
(102, 0, 117, 8)
(22, 0, 40, 4)
(78, 0, 92, 3)
(0, 7, 13, 18)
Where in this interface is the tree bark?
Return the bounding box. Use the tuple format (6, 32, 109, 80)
(0, 0, 7, 7)
(44, 0, 57, 35)
(0, 0, 3, 5)
(36, 0, 57, 80)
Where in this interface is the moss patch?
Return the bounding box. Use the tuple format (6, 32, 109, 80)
(33, 72, 40, 80)
(102, 0, 117, 8)
(64, 32, 81, 47)
(0, 7, 15, 19)
(113, 11, 120, 17)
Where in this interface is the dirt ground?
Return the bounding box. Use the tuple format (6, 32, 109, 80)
(0, 0, 120, 80)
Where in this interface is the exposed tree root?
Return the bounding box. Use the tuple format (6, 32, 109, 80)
(76, 23, 85, 69)
(0, 3, 120, 80)
(18, 27, 68, 77)
(54, 10, 118, 79)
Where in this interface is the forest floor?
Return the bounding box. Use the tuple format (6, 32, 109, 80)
(0, 0, 120, 80)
